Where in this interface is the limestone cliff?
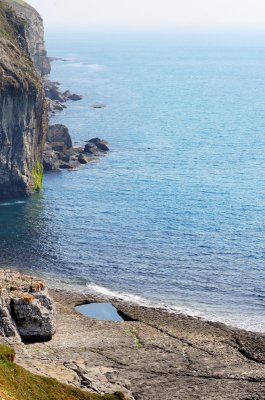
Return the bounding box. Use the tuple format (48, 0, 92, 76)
(0, 0, 48, 199)
(5, 0, 51, 76)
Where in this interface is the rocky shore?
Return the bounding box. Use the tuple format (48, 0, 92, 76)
(1, 271, 265, 400)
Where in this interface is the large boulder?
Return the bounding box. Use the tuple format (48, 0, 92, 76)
(47, 125, 72, 149)
(0, 270, 56, 343)
(12, 290, 55, 342)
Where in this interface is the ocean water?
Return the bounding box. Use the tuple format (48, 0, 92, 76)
(1, 31, 265, 332)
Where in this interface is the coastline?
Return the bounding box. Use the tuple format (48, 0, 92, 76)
(11, 284, 265, 400)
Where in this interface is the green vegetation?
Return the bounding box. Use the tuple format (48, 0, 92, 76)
(128, 328, 142, 348)
(32, 161, 43, 192)
(0, 345, 125, 400)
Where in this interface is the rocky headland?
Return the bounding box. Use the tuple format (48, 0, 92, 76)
(0, 0, 109, 200)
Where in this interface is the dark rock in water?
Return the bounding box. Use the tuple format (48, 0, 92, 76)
(88, 137, 102, 144)
(63, 90, 82, 101)
(84, 143, 100, 155)
(91, 103, 106, 108)
(78, 154, 93, 164)
(58, 162, 72, 170)
(68, 93, 83, 101)
(47, 125, 73, 149)
(88, 138, 109, 152)
(43, 150, 60, 172)
(44, 81, 66, 102)
(63, 90, 71, 98)
(95, 142, 109, 152)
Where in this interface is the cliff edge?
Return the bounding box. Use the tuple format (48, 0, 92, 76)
(0, 0, 48, 199)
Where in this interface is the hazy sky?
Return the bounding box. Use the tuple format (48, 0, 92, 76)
(26, 0, 265, 31)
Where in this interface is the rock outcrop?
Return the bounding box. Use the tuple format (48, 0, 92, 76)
(0, 270, 55, 343)
(0, 0, 48, 199)
(44, 79, 83, 114)
(43, 132, 109, 172)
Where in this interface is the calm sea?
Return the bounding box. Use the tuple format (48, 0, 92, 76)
(1, 31, 265, 332)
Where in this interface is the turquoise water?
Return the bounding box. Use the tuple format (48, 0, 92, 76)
(1, 31, 265, 331)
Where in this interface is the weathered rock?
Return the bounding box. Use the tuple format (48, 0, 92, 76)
(0, 1, 48, 199)
(47, 125, 72, 149)
(88, 138, 110, 152)
(84, 143, 100, 155)
(43, 150, 60, 171)
(44, 80, 67, 102)
(68, 93, 83, 101)
(0, 270, 55, 343)
(78, 153, 93, 164)
(12, 291, 55, 342)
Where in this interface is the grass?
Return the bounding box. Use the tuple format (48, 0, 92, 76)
(0, 346, 125, 400)
(32, 161, 43, 191)
(128, 328, 142, 348)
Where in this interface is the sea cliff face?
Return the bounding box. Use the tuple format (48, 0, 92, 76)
(0, 0, 48, 199)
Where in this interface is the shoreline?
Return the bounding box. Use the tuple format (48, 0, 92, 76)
(10, 283, 265, 399)
(46, 277, 265, 335)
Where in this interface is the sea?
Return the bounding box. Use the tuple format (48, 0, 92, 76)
(1, 30, 265, 332)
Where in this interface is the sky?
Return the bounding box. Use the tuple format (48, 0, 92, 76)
(26, 0, 265, 31)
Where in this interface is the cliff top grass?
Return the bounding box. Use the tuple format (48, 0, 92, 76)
(0, 345, 125, 400)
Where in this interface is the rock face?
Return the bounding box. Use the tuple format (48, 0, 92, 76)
(0, 0, 48, 199)
(0, 270, 55, 343)
(5, 0, 51, 76)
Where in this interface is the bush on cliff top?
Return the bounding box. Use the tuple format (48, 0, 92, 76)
(0, 345, 125, 400)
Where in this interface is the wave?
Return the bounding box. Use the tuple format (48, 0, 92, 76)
(0, 200, 25, 206)
(66, 62, 104, 71)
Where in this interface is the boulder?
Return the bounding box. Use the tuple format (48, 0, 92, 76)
(44, 81, 67, 102)
(78, 154, 93, 164)
(88, 138, 109, 152)
(12, 290, 55, 342)
(0, 270, 56, 343)
(84, 143, 99, 155)
(63, 91, 82, 101)
(47, 125, 72, 149)
(68, 93, 83, 101)
(43, 150, 60, 171)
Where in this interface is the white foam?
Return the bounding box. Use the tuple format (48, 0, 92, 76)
(86, 282, 156, 306)
(85, 282, 265, 333)
(0, 200, 25, 206)
(85, 64, 104, 71)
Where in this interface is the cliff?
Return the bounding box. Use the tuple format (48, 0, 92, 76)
(0, 0, 48, 199)
(5, 0, 51, 76)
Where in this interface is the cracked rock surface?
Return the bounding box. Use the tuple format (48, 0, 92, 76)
(9, 289, 265, 400)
